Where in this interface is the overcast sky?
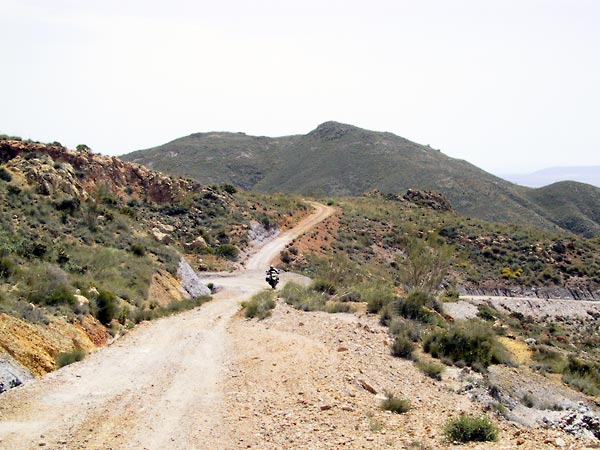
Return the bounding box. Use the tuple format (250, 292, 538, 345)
(1, 0, 599, 174)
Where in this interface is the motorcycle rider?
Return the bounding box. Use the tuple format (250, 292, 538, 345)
(265, 265, 279, 288)
(266, 265, 279, 277)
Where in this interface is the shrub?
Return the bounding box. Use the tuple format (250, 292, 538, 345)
(0, 257, 16, 279)
(363, 285, 395, 313)
(55, 198, 80, 214)
(392, 291, 441, 323)
(215, 244, 239, 260)
(221, 183, 237, 194)
(562, 355, 600, 396)
(477, 305, 497, 321)
(531, 345, 566, 374)
(391, 335, 416, 359)
(415, 359, 444, 380)
(130, 243, 146, 256)
(388, 317, 420, 341)
(56, 348, 86, 368)
(312, 278, 336, 294)
(443, 415, 498, 443)
(398, 238, 453, 294)
(45, 284, 76, 307)
(95, 290, 119, 325)
(0, 167, 12, 182)
(381, 392, 411, 414)
(281, 282, 327, 311)
(243, 290, 276, 319)
(325, 301, 354, 313)
(423, 320, 511, 369)
(280, 249, 291, 264)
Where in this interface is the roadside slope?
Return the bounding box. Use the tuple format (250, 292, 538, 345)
(0, 203, 333, 449)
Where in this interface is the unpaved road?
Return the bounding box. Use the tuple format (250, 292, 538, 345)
(0, 202, 334, 450)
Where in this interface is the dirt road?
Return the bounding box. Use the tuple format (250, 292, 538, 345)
(0, 202, 334, 450)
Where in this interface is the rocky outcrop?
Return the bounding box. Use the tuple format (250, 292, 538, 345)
(402, 189, 453, 211)
(458, 283, 599, 301)
(0, 313, 109, 377)
(0, 352, 33, 393)
(177, 257, 211, 298)
(0, 140, 209, 205)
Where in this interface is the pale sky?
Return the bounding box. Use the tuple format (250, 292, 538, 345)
(1, 0, 599, 174)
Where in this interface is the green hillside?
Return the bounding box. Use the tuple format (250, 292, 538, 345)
(0, 140, 307, 326)
(122, 122, 600, 237)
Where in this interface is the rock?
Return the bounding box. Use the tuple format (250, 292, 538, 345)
(74, 294, 89, 306)
(554, 437, 566, 447)
(151, 228, 173, 244)
(356, 378, 377, 394)
(177, 257, 210, 298)
(0, 353, 34, 393)
(337, 346, 348, 352)
(184, 236, 208, 251)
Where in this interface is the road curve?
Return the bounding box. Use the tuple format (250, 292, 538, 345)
(0, 201, 334, 450)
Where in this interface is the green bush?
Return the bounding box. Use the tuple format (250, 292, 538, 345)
(531, 345, 566, 374)
(477, 305, 497, 321)
(215, 244, 239, 260)
(562, 355, 600, 396)
(130, 243, 146, 256)
(95, 290, 119, 325)
(423, 320, 511, 369)
(312, 278, 336, 294)
(388, 317, 421, 341)
(56, 348, 86, 368)
(363, 285, 395, 313)
(391, 335, 416, 359)
(392, 291, 441, 323)
(243, 290, 276, 319)
(443, 415, 498, 443)
(381, 392, 411, 414)
(415, 359, 444, 380)
(281, 282, 327, 312)
(0, 167, 12, 182)
(0, 257, 16, 279)
(45, 285, 76, 307)
(221, 183, 238, 194)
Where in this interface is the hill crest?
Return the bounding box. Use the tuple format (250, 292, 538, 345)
(122, 122, 600, 237)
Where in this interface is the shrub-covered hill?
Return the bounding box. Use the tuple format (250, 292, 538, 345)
(279, 192, 600, 300)
(0, 140, 307, 377)
(122, 121, 600, 238)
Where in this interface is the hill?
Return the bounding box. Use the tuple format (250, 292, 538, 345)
(122, 122, 600, 237)
(0, 139, 307, 383)
(502, 166, 600, 188)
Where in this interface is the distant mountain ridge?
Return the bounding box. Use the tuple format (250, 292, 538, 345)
(501, 166, 600, 188)
(122, 122, 600, 237)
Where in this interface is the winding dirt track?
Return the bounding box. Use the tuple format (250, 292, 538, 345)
(0, 202, 334, 450)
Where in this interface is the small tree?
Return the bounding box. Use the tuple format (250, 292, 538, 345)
(76, 144, 91, 152)
(397, 238, 452, 294)
(96, 290, 119, 325)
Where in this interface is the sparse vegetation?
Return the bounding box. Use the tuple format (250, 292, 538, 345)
(242, 290, 276, 319)
(55, 348, 86, 368)
(423, 320, 512, 370)
(443, 415, 498, 443)
(391, 335, 416, 359)
(415, 359, 444, 380)
(381, 392, 411, 414)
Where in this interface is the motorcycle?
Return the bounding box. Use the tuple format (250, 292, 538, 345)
(265, 272, 279, 289)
